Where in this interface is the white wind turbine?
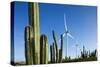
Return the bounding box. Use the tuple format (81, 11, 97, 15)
(59, 13, 74, 58)
(63, 13, 74, 58)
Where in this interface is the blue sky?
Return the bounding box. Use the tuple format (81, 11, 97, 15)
(14, 2, 97, 62)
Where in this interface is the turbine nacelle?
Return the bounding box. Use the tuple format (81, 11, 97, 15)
(65, 30, 69, 34)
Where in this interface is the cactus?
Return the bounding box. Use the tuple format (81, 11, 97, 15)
(59, 49, 61, 63)
(52, 43, 56, 63)
(59, 34, 63, 63)
(50, 43, 56, 63)
(25, 2, 51, 65)
(50, 45, 53, 63)
(28, 2, 40, 64)
(52, 30, 59, 63)
(40, 34, 48, 64)
(24, 26, 33, 65)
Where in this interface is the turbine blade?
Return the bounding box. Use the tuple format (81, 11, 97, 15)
(64, 13, 68, 32)
(67, 33, 74, 39)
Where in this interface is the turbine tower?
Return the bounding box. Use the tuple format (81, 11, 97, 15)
(75, 44, 78, 58)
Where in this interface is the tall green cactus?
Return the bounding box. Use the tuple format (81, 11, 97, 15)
(59, 34, 63, 63)
(50, 45, 53, 63)
(28, 2, 40, 64)
(44, 38, 48, 64)
(59, 49, 61, 63)
(52, 30, 59, 63)
(52, 43, 56, 63)
(24, 26, 33, 65)
(40, 34, 48, 64)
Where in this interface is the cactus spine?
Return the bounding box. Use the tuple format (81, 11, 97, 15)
(52, 30, 59, 63)
(40, 34, 48, 64)
(25, 26, 33, 64)
(28, 2, 40, 64)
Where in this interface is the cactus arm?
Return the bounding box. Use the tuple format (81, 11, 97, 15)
(59, 34, 63, 63)
(50, 45, 53, 63)
(52, 30, 59, 63)
(24, 26, 34, 64)
(40, 34, 48, 64)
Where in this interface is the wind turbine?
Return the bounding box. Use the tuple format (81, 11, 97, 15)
(60, 13, 74, 58)
(58, 13, 73, 59)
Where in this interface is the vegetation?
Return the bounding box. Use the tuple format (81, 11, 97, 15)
(59, 46, 97, 63)
(28, 2, 40, 64)
(50, 31, 64, 63)
(24, 26, 34, 64)
(40, 34, 48, 64)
